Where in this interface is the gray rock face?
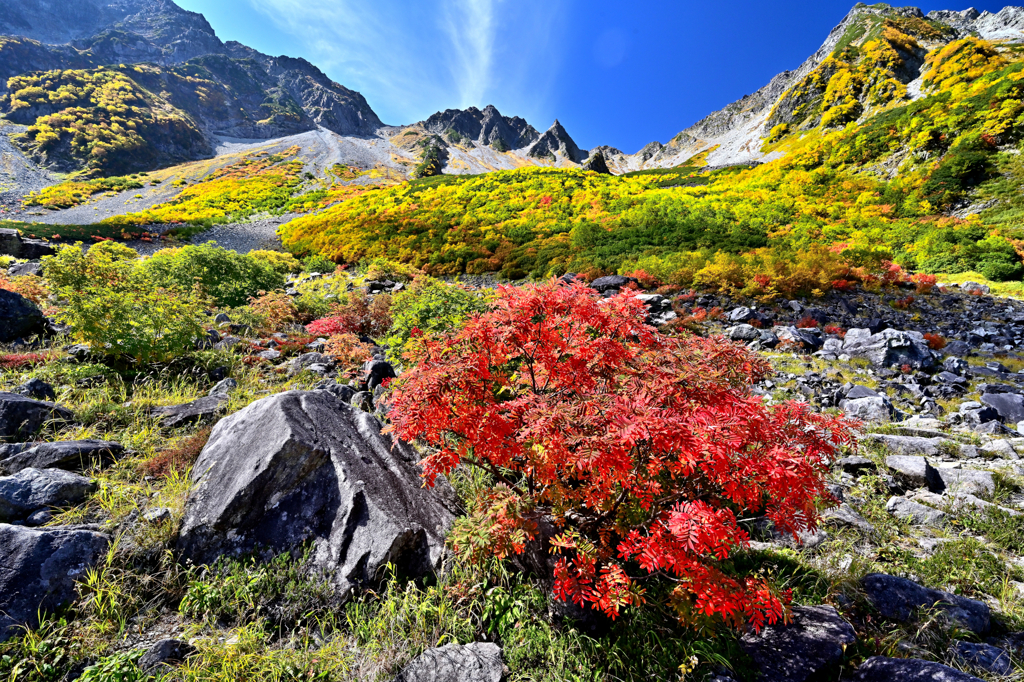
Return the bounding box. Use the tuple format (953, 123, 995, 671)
(177, 391, 457, 595)
(0, 289, 46, 343)
(842, 328, 936, 370)
(362, 359, 397, 391)
(822, 503, 875, 534)
(740, 605, 856, 682)
(849, 656, 982, 681)
(886, 497, 945, 526)
(949, 640, 1011, 676)
(395, 642, 504, 682)
(150, 394, 227, 429)
(980, 393, 1024, 423)
(885, 455, 935, 488)
(0, 524, 110, 641)
(0, 393, 74, 442)
(842, 396, 902, 423)
(861, 573, 990, 635)
(867, 434, 946, 457)
(930, 468, 995, 497)
(139, 638, 196, 675)
(727, 324, 760, 341)
(13, 378, 56, 401)
(0, 467, 95, 521)
(0, 439, 123, 475)
(588, 275, 637, 293)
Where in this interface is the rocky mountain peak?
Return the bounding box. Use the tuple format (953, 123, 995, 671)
(528, 118, 586, 163)
(420, 104, 539, 150)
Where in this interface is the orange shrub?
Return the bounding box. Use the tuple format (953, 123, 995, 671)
(324, 332, 374, 376)
(142, 426, 212, 478)
(923, 333, 947, 350)
(911, 273, 937, 294)
(796, 316, 820, 329)
(248, 291, 297, 333)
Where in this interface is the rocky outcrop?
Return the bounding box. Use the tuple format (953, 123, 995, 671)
(150, 394, 227, 428)
(0, 288, 47, 343)
(395, 642, 504, 682)
(0, 524, 110, 641)
(0, 439, 124, 475)
(740, 605, 856, 682)
(528, 120, 586, 163)
(0, 467, 96, 522)
(177, 390, 458, 596)
(0, 393, 74, 442)
(850, 656, 983, 681)
(861, 573, 990, 635)
(420, 105, 539, 151)
(841, 328, 936, 371)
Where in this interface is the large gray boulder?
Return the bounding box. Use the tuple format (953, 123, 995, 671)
(177, 390, 458, 596)
(0, 524, 110, 641)
(861, 573, 990, 635)
(930, 468, 995, 497)
(739, 605, 856, 682)
(867, 434, 947, 457)
(886, 497, 946, 526)
(842, 328, 936, 370)
(841, 396, 903, 423)
(0, 439, 123, 475)
(395, 642, 504, 682)
(849, 657, 982, 681)
(588, 275, 636, 294)
(0, 468, 95, 522)
(980, 393, 1024, 423)
(885, 455, 936, 488)
(949, 640, 1012, 676)
(0, 289, 47, 343)
(0, 393, 74, 442)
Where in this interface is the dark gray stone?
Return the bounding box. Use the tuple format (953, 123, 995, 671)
(0, 393, 74, 442)
(740, 605, 855, 682)
(727, 324, 760, 342)
(861, 573, 990, 635)
(13, 378, 56, 402)
(150, 394, 227, 429)
(139, 638, 196, 674)
(8, 262, 42, 277)
(728, 306, 755, 322)
(846, 385, 880, 399)
(0, 440, 123, 475)
(836, 456, 876, 475)
(288, 352, 332, 377)
(177, 391, 458, 596)
(315, 380, 356, 404)
(0, 290, 46, 343)
(0, 524, 110, 641)
(980, 393, 1024, 423)
(588, 275, 637, 293)
(949, 640, 1011, 676)
(257, 348, 281, 361)
(395, 642, 504, 682)
(849, 657, 982, 681)
(822, 503, 876, 534)
(362, 359, 397, 391)
(0, 468, 95, 522)
(208, 378, 237, 396)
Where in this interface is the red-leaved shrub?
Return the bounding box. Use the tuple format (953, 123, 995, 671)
(796, 315, 820, 329)
(911, 273, 937, 294)
(143, 426, 212, 478)
(923, 333, 947, 350)
(0, 352, 56, 370)
(823, 324, 846, 338)
(388, 281, 853, 630)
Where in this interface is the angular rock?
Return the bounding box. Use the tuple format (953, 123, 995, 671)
(728, 306, 755, 322)
(177, 391, 458, 596)
(8, 262, 42, 277)
(842, 328, 936, 370)
(0, 440, 124, 475)
(257, 349, 281, 361)
(846, 385, 880, 400)
(776, 326, 823, 351)
(836, 456, 876, 476)
(822, 503, 876, 534)
(930, 468, 995, 497)
(13, 378, 56, 402)
(868, 434, 946, 457)
(980, 393, 1024, 423)
(842, 396, 902, 423)
(0, 468, 96, 522)
(150, 394, 228, 429)
(740, 605, 856, 682)
(886, 497, 945, 526)
(0, 524, 110, 641)
(208, 378, 238, 396)
(0, 393, 74, 442)
(288, 352, 332, 377)
(727, 324, 759, 342)
(362, 359, 397, 391)
(0, 289, 46, 343)
(139, 638, 196, 675)
(949, 640, 1011, 676)
(885, 455, 936, 488)
(861, 573, 990, 635)
(849, 656, 982, 681)
(395, 642, 504, 682)
(588, 275, 637, 293)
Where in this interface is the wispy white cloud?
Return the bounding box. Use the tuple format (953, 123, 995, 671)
(247, 0, 564, 126)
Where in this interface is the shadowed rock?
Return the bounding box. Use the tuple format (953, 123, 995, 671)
(861, 573, 990, 635)
(0, 393, 74, 442)
(0, 439, 123, 475)
(740, 605, 856, 682)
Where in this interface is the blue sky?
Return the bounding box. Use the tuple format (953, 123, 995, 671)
(176, 0, 1014, 153)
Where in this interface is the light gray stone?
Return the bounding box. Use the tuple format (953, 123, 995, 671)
(886, 497, 946, 526)
(395, 642, 504, 682)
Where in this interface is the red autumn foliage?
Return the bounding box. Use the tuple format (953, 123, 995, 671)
(911, 273, 937, 294)
(893, 295, 915, 310)
(388, 281, 853, 630)
(0, 352, 56, 370)
(923, 333, 947, 350)
(142, 426, 212, 478)
(306, 294, 392, 338)
(823, 324, 846, 338)
(796, 315, 820, 329)
(623, 269, 661, 290)
(830, 279, 855, 292)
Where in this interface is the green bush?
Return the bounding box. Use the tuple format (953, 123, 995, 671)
(385, 278, 490, 362)
(248, 250, 302, 274)
(362, 257, 422, 283)
(301, 253, 336, 274)
(77, 651, 144, 682)
(46, 243, 207, 362)
(141, 242, 284, 308)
